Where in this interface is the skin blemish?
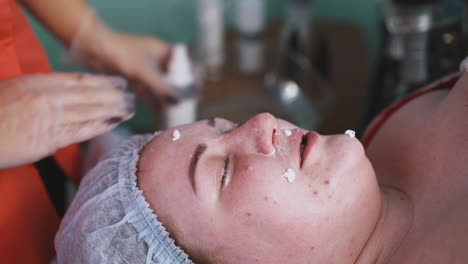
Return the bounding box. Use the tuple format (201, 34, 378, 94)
(273, 201, 278, 206)
(324, 180, 330, 185)
(310, 246, 315, 251)
(245, 212, 252, 217)
(264, 196, 269, 201)
(313, 190, 318, 195)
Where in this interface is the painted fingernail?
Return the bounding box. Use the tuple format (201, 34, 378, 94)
(125, 94, 136, 113)
(112, 77, 127, 90)
(124, 93, 136, 105)
(125, 93, 136, 101)
(125, 103, 136, 114)
(165, 95, 179, 104)
(105, 116, 123, 125)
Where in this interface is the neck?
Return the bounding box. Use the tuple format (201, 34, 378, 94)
(355, 185, 414, 264)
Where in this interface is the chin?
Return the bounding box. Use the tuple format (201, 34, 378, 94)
(326, 135, 375, 185)
(340, 133, 365, 152)
(323, 134, 366, 162)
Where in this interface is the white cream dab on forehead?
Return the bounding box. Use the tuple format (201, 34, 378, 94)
(282, 168, 296, 183)
(172, 129, 181, 141)
(283, 129, 292, 137)
(344, 130, 356, 138)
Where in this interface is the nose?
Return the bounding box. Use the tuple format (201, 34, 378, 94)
(228, 113, 277, 155)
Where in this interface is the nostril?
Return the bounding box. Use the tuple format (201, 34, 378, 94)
(261, 147, 276, 157)
(272, 128, 278, 145)
(258, 131, 276, 156)
(246, 113, 278, 155)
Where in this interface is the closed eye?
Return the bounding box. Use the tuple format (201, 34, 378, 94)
(221, 127, 236, 135)
(222, 121, 244, 135)
(207, 117, 241, 135)
(189, 144, 207, 194)
(221, 158, 231, 190)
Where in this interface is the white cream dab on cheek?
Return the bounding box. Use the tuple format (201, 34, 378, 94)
(172, 129, 181, 141)
(282, 168, 296, 183)
(283, 129, 292, 137)
(344, 129, 356, 138)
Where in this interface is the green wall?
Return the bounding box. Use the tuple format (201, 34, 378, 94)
(29, 0, 380, 72)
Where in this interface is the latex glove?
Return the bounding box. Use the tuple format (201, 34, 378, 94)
(0, 73, 135, 169)
(69, 10, 177, 106)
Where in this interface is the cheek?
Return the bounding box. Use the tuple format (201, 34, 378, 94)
(222, 159, 288, 213)
(223, 160, 326, 225)
(322, 155, 381, 233)
(335, 153, 378, 202)
(312, 138, 369, 196)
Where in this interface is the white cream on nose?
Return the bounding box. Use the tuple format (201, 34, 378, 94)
(283, 129, 292, 137)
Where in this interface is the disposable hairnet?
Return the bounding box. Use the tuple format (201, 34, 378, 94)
(55, 133, 194, 264)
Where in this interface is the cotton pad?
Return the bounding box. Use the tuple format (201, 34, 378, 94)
(282, 168, 296, 183)
(344, 130, 355, 138)
(172, 129, 181, 141)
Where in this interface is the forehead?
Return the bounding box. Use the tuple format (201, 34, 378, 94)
(138, 121, 213, 177)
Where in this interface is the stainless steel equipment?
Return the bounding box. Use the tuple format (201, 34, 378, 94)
(265, 0, 332, 130)
(366, 0, 465, 123)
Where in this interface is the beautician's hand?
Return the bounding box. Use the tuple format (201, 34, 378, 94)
(69, 10, 176, 106)
(0, 73, 135, 169)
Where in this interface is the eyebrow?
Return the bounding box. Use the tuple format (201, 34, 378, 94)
(208, 118, 243, 134)
(189, 143, 207, 194)
(207, 118, 215, 127)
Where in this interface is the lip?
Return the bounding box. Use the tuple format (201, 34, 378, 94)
(300, 131, 320, 168)
(283, 129, 303, 165)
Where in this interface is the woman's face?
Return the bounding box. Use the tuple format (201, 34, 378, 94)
(138, 113, 381, 263)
